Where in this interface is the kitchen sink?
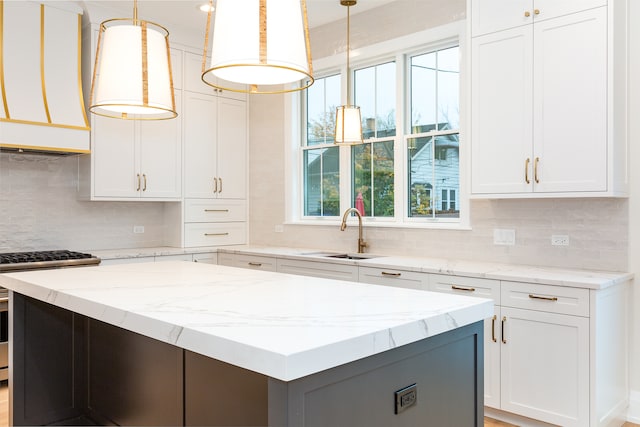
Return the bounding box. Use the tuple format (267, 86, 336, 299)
(301, 252, 379, 260)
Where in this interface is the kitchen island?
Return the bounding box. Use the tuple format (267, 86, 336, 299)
(0, 261, 492, 426)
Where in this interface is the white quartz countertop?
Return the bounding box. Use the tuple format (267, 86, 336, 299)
(0, 261, 492, 382)
(89, 245, 632, 290)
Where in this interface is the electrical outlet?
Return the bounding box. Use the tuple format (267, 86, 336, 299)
(274, 225, 284, 233)
(133, 226, 145, 234)
(493, 229, 516, 246)
(551, 235, 569, 246)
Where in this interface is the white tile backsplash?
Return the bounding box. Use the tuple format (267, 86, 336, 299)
(0, 153, 170, 252)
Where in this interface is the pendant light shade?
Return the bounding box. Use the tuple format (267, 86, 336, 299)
(335, 106, 363, 144)
(89, 2, 177, 120)
(202, 0, 314, 94)
(334, 0, 363, 145)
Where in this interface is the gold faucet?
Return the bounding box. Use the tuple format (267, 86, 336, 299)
(340, 208, 368, 253)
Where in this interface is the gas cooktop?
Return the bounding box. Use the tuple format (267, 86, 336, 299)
(0, 250, 101, 272)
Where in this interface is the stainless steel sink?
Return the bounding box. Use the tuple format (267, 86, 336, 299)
(301, 252, 379, 260)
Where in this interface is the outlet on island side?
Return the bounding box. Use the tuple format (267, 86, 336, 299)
(133, 226, 145, 234)
(493, 229, 516, 246)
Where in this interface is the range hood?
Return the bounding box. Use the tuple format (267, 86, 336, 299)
(0, 1, 90, 155)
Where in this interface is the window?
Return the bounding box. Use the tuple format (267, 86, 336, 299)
(351, 62, 396, 218)
(297, 30, 463, 227)
(303, 75, 341, 216)
(407, 46, 460, 219)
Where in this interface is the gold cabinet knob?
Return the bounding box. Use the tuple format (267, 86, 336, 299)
(524, 10, 531, 17)
(534, 9, 540, 15)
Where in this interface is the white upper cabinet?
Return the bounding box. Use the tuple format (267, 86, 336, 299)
(183, 52, 247, 101)
(471, 0, 607, 36)
(470, 1, 627, 198)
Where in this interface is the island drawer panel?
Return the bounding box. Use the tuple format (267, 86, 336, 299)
(218, 253, 277, 271)
(501, 281, 589, 317)
(358, 267, 428, 290)
(429, 274, 500, 303)
(184, 223, 246, 247)
(184, 199, 246, 222)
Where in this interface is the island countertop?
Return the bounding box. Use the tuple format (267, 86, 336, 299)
(0, 261, 493, 382)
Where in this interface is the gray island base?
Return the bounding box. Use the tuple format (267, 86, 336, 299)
(10, 293, 484, 426)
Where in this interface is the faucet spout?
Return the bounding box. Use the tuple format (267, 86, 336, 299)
(340, 208, 368, 253)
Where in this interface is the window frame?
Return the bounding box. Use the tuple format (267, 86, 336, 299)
(284, 21, 469, 230)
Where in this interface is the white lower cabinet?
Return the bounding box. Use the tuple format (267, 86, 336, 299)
(429, 275, 628, 427)
(217, 253, 276, 272)
(358, 267, 428, 290)
(192, 252, 218, 264)
(276, 258, 358, 282)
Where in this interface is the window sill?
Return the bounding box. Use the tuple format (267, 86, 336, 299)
(285, 218, 472, 231)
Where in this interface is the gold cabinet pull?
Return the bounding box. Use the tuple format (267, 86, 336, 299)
(491, 315, 497, 343)
(534, 157, 540, 184)
(204, 232, 229, 237)
(534, 9, 540, 15)
(525, 158, 531, 184)
(219, 177, 223, 194)
(213, 177, 218, 193)
(524, 10, 531, 17)
(501, 316, 507, 344)
(451, 285, 476, 292)
(248, 262, 262, 267)
(204, 209, 230, 213)
(529, 294, 558, 302)
(142, 174, 147, 191)
(381, 271, 401, 277)
(136, 174, 141, 191)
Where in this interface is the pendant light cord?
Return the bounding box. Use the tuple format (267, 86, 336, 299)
(133, 0, 138, 25)
(346, 4, 351, 107)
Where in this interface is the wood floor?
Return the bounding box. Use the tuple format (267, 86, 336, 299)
(0, 383, 636, 427)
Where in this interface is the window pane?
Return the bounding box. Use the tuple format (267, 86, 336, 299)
(352, 141, 394, 217)
(304, 147, 340, 216)
(407, 134, 459, 218)
(354, 62, 396, 139)
(307, 74, 341, 146)
(410, 47, 459, 134)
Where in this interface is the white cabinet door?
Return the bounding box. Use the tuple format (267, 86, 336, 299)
(184, 92, 218, 199)
(532, 8, 607, 193)
(471, 26, 533, 195)
(92, 116, 138, 198)
(276, 258, 358, 282)
(471, 0, 531, 36)
(500, 306, 589, 427)
(139, 92, 182, 199)
(183, 51, 247, 101)
(216, 98, 247, 199)
(533, 0, 607, 23)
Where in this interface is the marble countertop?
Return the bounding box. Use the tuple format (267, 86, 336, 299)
(87, 245, 633, 290)
(0, 261, 492, 382)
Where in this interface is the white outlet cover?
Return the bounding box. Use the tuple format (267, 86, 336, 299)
(493, 229, 516, 246)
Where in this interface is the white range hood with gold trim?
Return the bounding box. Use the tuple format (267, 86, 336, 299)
(0, 0, 89, 154)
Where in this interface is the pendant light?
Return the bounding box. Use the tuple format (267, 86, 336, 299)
(201, 0, 314, 94)
(89, 0, 177, 120)
(334, 0, 363, 145)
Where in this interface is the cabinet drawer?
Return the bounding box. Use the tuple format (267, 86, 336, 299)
(501, 281, 589, 317)
(192, 252, 217, 264)
(429, 274, 500, 303)
(155, 254, 193, 262)
(185, 199, 246, 222)
(276, 258, 358, 282)
(359, 267, 428, 290)
(184, 223, 246, 247)
(218, 253, 276, 272)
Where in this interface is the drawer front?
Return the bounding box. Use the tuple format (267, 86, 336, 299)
(359, 267, 428, 290)
(218, 254, 276, 272)
(184, 223, 246, 247)
(276, 258, 358, 282)
(185, 199, 246, 223)
(155, 254, 193, 262)
(429, 274, 500, 303)
(192, 252, 218, 264)
(99, 257, 155, 265)
(501, 281, 589, 317)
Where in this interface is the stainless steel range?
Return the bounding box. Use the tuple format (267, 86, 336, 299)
(0, 250, 101, 381)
